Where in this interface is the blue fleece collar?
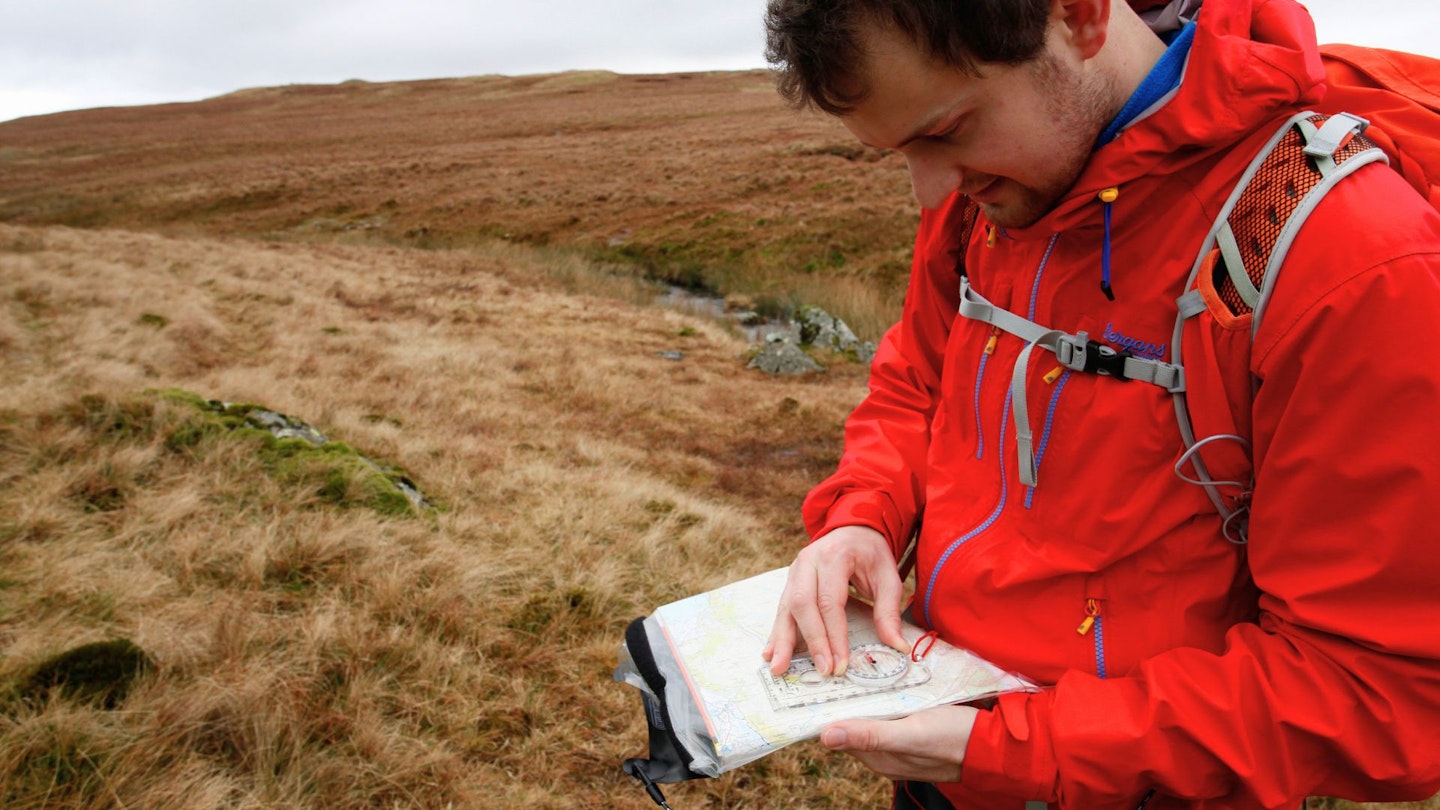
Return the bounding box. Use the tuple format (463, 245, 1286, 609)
(1096, 21, 1196, 148)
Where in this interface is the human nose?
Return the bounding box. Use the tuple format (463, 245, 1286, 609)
(903, 142, 964, 210)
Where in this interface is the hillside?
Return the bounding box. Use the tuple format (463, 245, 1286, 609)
(0, 70, 918, 338)
(0, 70, 908, 809)
(0, 216, 890, 807)
(2, 72, 1434, 810)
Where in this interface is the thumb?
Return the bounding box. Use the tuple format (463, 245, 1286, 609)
(821, 720, 883, 752)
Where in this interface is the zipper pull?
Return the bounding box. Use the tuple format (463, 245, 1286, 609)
(984, 326, 1000, 356)
(1076, 598, 1100, 635)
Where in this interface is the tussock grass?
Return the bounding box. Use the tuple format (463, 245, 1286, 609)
(1, 71, 1434, 808)
(0, 214, 1432, 809)
(0, 223, 884, 808)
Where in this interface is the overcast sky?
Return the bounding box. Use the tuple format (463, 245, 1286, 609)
(2, 1, 1436, 124)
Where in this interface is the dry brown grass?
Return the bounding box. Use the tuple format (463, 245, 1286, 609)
(2, 71, 1435, 809)
(0, 222, 883, 807)
(0, 71, 917, 342)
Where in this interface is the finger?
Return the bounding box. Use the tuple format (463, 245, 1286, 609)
(786, 568, 838, 675)
(816, 573, 852, 675)
(869, 571, 909, 653)
(766, 573, 804, 672)
(766, 606, 799, 675)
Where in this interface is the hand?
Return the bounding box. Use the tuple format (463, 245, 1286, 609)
(819, 704, 979, 784)
(763, 525, 907, 677)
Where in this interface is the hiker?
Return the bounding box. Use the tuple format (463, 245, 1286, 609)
(761, 0, 1440, 807)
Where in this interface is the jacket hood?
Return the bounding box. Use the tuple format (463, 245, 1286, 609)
(1016, 0, 1328, 236)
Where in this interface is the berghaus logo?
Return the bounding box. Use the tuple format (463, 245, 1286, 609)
(1103, 322, 1167, 360)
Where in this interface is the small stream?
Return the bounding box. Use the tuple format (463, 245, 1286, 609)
(656, 285, 798, 344)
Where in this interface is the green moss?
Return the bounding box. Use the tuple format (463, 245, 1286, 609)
(142, 389, 433, 516)
(64, 394, 156, 443)
(136, 312, 169, 329)
(148, 387, 210, 410)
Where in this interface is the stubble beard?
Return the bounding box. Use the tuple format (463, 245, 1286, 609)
(983, 53, 1120, 229)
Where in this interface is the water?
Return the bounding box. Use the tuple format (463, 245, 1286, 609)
(657, 285, 797, 344)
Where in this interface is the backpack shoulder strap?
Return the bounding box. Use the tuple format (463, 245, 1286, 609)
(1169, 111, 1390, 542)
(1209, 112, 1390, 334)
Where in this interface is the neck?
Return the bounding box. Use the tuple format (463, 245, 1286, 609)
(1098, 2, 1171, 115)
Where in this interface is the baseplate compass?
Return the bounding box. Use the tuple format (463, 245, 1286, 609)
(760, 642, 931, 710)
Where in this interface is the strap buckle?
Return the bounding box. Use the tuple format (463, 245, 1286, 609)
(1057, 332, 1132, 381)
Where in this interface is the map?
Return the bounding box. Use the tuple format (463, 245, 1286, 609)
(640, 566, 1036, 776)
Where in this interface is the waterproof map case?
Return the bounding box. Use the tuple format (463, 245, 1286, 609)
(614, 567, 1037, 794)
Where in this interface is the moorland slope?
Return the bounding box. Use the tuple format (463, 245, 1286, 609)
(0, 70, 918, 338)
(1, 71, 1431, 810)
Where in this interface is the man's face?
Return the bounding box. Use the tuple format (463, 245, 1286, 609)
(839, 20, 1118, 227)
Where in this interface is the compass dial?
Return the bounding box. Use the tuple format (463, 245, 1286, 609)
(844, 643, 909, 687)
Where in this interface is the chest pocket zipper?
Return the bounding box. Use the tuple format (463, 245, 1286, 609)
(1077, 597, 1108, 679)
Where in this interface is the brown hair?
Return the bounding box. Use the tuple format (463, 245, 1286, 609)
(764, 0, 1053, 114)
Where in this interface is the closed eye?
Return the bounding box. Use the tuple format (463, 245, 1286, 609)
(933, 115, 969, 143)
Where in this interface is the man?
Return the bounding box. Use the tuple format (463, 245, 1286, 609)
(761, 0, 1440, 807)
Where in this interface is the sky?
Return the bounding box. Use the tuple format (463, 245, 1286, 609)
(2, 1, 1437, 124)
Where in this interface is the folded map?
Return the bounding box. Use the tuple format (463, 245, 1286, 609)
(616, 566, 1037, 778)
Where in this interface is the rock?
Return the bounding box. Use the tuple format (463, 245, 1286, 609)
(244, 408, 329, 445)
(747, 338, 824, 375)
(794, 305, 878, 364)
(206, 399, 432, 511)
(851, 340, 878, 365)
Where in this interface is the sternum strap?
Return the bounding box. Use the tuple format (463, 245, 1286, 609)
(958, 277, 1186, 487)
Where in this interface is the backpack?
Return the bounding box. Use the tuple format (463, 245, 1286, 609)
(953, 45, 1440, 544)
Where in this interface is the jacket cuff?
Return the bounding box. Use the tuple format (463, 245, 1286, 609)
(960, 691, 1061, 802)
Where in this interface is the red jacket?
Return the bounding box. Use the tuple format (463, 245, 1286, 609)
(802, 1, 1440, 807)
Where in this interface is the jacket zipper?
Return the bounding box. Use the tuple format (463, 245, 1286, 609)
(1077, 597, 1108, 679)
(923, 390, 1012, 627)
(925, 235, 1061, 624)
(1018, 234, 1063, 499)
(1025, 368, 1073, 509)
(973, 326, 1000, 460)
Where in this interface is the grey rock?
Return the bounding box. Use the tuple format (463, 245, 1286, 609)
(851, 340, 878, 365)
(747, 339, 824, 375)
(794, 305, 877, 365)
(244, 409, 329, 446)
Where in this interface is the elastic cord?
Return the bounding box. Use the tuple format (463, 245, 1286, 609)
(1099, 188, 1119, 300)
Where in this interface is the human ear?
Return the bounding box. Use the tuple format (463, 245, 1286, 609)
(1052, 0, 1111, 60)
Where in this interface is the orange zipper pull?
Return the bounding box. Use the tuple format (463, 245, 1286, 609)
(984, 326, 999, 355)
(986, 225, 998, 248)
(1076, 598, 1100, 635)
(1043, 366, 1064, 384)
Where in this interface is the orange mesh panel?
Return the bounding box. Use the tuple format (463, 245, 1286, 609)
(952, 199, 982, 275)
(1216, 115, 1377, 316)
(958, 199, 981, 253)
